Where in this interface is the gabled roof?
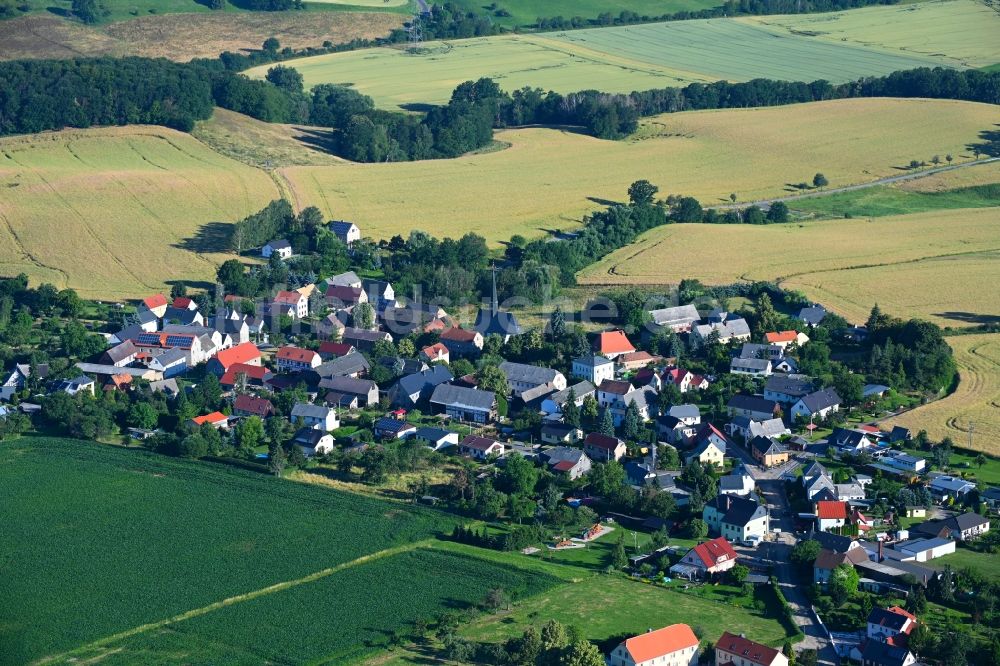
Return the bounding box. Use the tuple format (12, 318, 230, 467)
(318, 341, 355, 357)
(690, 536, 738, 568)
(620, 623, 699, 663)
(291, 403, 335, 420)
(707, 494, 765, 527)
(102, 340, 138, 364)
(318, 376, 376, 396)
(594, 330, 635, 355)
(727, 394, 778, 415)
(648, 303, 700, 327)
(798, 387, 842, 412)
(574, 355, 613, 368)
(547, 381, 596, 407)
(213, 342, 261, 370)
(142, 293, 168, 310)
(498, 361, 561, 386)
(329, 220, 359, 234)
(326, 270, 361, 287)
(749, 435, 785, 457)
(731, 357, 771, 371)
(716, 632, 781, 666)
(817, 500, 848, 519)
(798, 305, 827, 326)
(765, 330, 799, 343)
(860, 638, 913, 666)
(430, 384, 496, 411)
(292, 427, 328, 446)
(668, 404, 700, 420)
(342, 327, 391, 343)
(274, 290, 304, 305)
(460, 434, 502, 451)
(946, 511, 989, 531)
(598, 379, 633, 395)
(233, 394, 273, 417)
(397, 365, 454, 398)
(192, 411, 227, 426)
(277, 346, 319, 363)
(584, 432, 623, 451)
(265, 238, 291, 249)
(313, 352, 370, 380)
(440, 327, 480, 343)
(220, 363, 270, 387)
(374, 417, 416, 435)
(765, 374, 814, 397)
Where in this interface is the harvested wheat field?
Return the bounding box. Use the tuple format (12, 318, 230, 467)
(884, 335, 1000, 455)
(0, 11, 403, 62)
(192, 108, 344, 168)
(0, 127, 279, 299)
(898, 159, 1000, 193)
(278, 98, 999, 244)
(578, 207, 1000, 329)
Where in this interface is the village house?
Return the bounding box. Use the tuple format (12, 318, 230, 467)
(190, 411, 228, 429)
(292, 428, 335, 456)
(317, 341, 355, 360)
(583, 432, 627, 462)
(272, 290, 309, 320)
(290, 403, 339, 431)
(541, 447, 592, 480)
(691, 317, 751, 347)
(727, 394, 779, 421)
(764, 374, 814, 405)
(670, 537, 738, 580)
(594, 329, 636, 359)
(412, 427, 459, 451)
(609, 387, 657, 427)
(312, 352, 370, 381)
(100, 340, 139, 367)
(459, 434, 505, 460)
(232, 394, 274, 420)
(276, 346, 321, 373)
(572, 355, 615, 385)
(429, 384, 497, 423)
(212, 310, 250, 345)
(813, 547, 870, 586)
(859, 640, 916, 666)
(893, 538, 956, 562)
(540, 422, 583, 445)
(261, 239, 292, 260)
(798, 305, 827, 327)
(684, 436, 725, 468)
(791, 388, 842, 422)
(374, 417, 417, 440)
(730, 357, 772, 377)
(714, 632, 789, 666)
(703, 494, 769, 545)
(206, 342, 261, 376)
(440, 327, 484, 357)
(867, 606, 917, 646)
(329, 220, 361, 246)
(597, 379, 633, 409)
(420, 342, 450, 364)
(54, 375, 96, 396)
(540, 381, 595, 417)
(146, 348, 189, 378)
(138, 293, 169, 319)
(928, 475, 976, 501)
(609, 623, 699, 666)
(879, 451, 926, 473)
(663, 367, 709, 393)
(764, 330, 809, 350)
(315, 312, 348, 340)
(325, 285, 367, 311)
(816, 500, 849, 532)
(318, 376, 378, 407)
(341, 327, 393, 353)
(749, 436, 790, 468)
(719, 466, 756, 496)
(727, 416, 789, 442)
(617, 351, 662, 371)
(658, 415, 697, 445)
(220, 363, 271, 391)
(498, 361, 566, 398)
(648, 303, 701, 333)
(740, 342, 784, 362)
(944, 512, 990, 540)
(388, 365, 453, 408)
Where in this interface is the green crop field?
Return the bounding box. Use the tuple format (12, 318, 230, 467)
(789, 182, 1000, 218)
(248, 0, 998, 109)
(0, 436, 458, 664)
(578, 207, 1000, 330)
(278, 98, 998, 245)
(0, 126, 280, 300)
(447, 0, 723, 28)
(70, 548, 560, 664)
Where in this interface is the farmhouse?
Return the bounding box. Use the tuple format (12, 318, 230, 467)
(727, 394, 779, 421)
(617, 351, 662, 371)
(670, 537, 738, 580)
(499, 361, 566, 398)
(312, 352, 370, 380)
(342, 327, 393, 352)
(459, 434, 505, 460)
(99, 340, 138, 367)
(715, 632, 789, 666)
(273, 290, 308, 320)
(648, 303, 701, 333)
(609, 623, 699, 666)
(146, 348, 189, 377)
(944, 512, 990, 540)
(691, 317, 750, 346)
(262, 239, 292, 259)
(325, 285, 367, 311)
(420, 342, 450, 364)
(440, 327, 484, 357)
(429, 384, 497, 423)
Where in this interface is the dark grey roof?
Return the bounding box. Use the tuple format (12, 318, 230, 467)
(547, 381, 596, 406)
(329, 221, 359, 235)
(499, 361, 561, 386)
(475, 308, 522, 338)
(749, 435, 785, 457)
(573, 355, 613, 368)
(739, 343, 780, 359)
(317, 376, 376, 396)
(765, 374, 814, 397)
(798, 306, 827, 326)
(947, 511, 989, 531)
(860, 639, 912, 666)
(313, 352, 371, 380)
(867, 607, 910, 631)
(375, 417, 414, 434)
(805, 529, 857, 554)
(798, 388, 842, 412)
(542, 446, 587, 465)
(830, 427, 870, 448)
(291, 403, 334, 420)
(707, 494, 766, 527)
(668, 404, 700, 420)
(413, 426, 454, 442)
(266, 239, 291, 249)
(162, 308, 201, 325)
(396, 365, 454, 398)
(430, 384, 496, 411)
(541, 422, 578, 438)
(727, 394, 777, 414)
(731, 357, 771, 371)
(102, 340, 138, 364)
(342, 327, 391, 343)
(292, 427, 327, 446)
(326, 271, 361, 287)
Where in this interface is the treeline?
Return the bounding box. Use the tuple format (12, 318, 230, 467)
(0, 58, 214, 135)
(864, 306, 956, 392)
(535, 0, 895, 29)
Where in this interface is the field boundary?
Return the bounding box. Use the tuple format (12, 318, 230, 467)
(33, 540, 436, 665)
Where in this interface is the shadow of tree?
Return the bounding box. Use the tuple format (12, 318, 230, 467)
(934, 311, 1000, 325)
(967, 128, 1000, 158)
(175, 222, 233, 254)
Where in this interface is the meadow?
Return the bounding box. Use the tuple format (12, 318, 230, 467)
(788, 182, 1000, 218)
(248, 0, 996, 109)
(577, 207, 1000, 329)
(278, 98, 998, 244)
(0, 9, 403, 61)
(448, 0, 723, 27)
(0, 126, 279, 299)
(0, 436, 459, 664)
(884, 334, 1000, 454)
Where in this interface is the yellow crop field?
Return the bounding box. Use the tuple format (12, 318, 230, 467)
(898, 160, 1000, 193)
(883, 335, 1000, 455)
(278, 98, 999, 244)
(741, 0, 1000, 69)
(0, 127, 279, 300)
(578, 207, 1000, 328)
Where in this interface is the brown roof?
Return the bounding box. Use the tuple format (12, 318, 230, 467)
(716, 631, 781, 666)
(276, 346, 318, 363)
(233, 394, 274, 417)
(460, 434, 501, 451)
(441, 327, 479, 343)
(598, 379, 633, 395)
(584, 432, 622, 451)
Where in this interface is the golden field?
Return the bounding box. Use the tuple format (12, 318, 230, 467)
(883, 335, 1000, 455)
(0, 127, 279, 300)
(578, 207, 1000, 328)
(278, 98, 999, 244)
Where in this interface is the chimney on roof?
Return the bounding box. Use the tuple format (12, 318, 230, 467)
(740, 633, 746, 639)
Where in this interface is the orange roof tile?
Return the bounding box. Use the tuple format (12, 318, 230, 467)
(622, 624, 699, 663)
(212, 342, 261, 371)
(817, 500, 849, 519)
(276, 346, 318, 363)
(142, 294, 167, 309)
(274, 290, 303, 305)
(765, 330, 798, 343)
(595, 330, 635, 354)
(192, 412, 227, 425)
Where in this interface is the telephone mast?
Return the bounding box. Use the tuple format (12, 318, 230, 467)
(407, 14, 423, 48)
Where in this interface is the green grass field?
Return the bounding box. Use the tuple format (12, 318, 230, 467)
(930, 547, 1000, 579)
(278, 98, 997, 245)
(0, 125, 280, 299)
(789, 182, 1000, 218)
(0, 436, 458, 664)
(249, 0, 997, 109)
(448, 0, 723, 28)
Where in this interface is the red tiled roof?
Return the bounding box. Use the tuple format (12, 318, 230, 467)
(441, 327, 478, 343)
(142, 294, 167, 309)
(192, 411, 227, 425)
(595, 330, 635, 354)
(817, 500, 849, 519)
(276, 346, 318, 363)
(691, 536, 738, 568)
(619, 351, 660, 364)
(552, 460, 576, 472)
(233, 394, 273, 417)
(621, 624, 699, 663)
(318, 341, 354, 357)
(584, 432, 621, 451)
(172, 296, 193, 309)
(213, 342, 261, 371)
(765, 330, 798, 343)
(274, 290, 303, 305)
(424, 318, 448, 333)
(325, 285, 364, 302)
(422, 342, 449, 358)
(220, 363, 269, 387)
(716, 632, 781, 666)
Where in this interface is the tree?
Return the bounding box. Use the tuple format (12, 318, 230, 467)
(265, 65, 304, 94)
(72, 0, 100, 23)
(127, 402, 159, 430)
(622, 401, 641, 441)
(729, 564, 750, 584)
(598, 408, 615, 437)
(813, 173, 828, 187)
(476, 364, 509, 396)
(352, 301, 374, 330)
(906, 585, 928, 615)
(262, 37, 280, 53)
(754, 292, 781, 337)
(498, 453, 539, 497)
(798, 649, 818, 666)
(236, 415, 265, 450)
(582, 395, 599, 421)
(563, 389, 581, 428)
(833, 367, 865, 412)
(550, 306, 567, 338)
(268, 443, 287, 476)
(560, 640, 605, 666)
(485, 587, 508, 611)
(829, 563, 859, 606)
(686, 518, 708, 539)
(975, 453, 987, 468)
(397, 338, 415, 358)
(766, 201, 790, 223)
(217, 259, 245, 290)
(790, 539, 821, 569)
(540, 620, 568, 652)
(610, 532, 628, 569)
(627, 179, 658, 206)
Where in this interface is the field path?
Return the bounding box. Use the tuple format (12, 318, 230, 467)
(33, 541, 437, 665)
(719, 156, 1000, 211)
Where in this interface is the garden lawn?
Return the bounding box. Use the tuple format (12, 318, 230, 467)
(0, 436, 455, 664)
(929, 547, 1000, 579)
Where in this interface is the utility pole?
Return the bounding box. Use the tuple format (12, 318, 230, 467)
(968, 420, 974, 451)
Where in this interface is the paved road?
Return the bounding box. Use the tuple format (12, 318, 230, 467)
(757, 479, 840, 665)
(714, 156, 1000, 211)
